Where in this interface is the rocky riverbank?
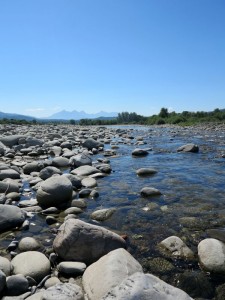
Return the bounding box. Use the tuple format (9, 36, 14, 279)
(0, 123, 225, 299)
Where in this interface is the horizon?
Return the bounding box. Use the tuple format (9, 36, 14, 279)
(0, 1, 224, 118)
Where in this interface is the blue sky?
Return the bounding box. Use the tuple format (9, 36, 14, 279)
(0, 0, 224, 117)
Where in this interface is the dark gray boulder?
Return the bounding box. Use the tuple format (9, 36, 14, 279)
(0, 204, 25, 232)
(82, 138, 103, 150)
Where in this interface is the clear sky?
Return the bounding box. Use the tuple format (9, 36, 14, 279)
(0, 0, 224, 117)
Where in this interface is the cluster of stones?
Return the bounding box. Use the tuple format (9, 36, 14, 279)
(0, 123, 219, 299)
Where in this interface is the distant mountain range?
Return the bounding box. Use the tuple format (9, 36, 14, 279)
(47, 110, 118, 120)
(0, 110, 118, 121)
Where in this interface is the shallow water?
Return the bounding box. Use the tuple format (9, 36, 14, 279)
(1, 125, 225, 298)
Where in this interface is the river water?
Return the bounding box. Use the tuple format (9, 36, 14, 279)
(1, 124, 225, 298)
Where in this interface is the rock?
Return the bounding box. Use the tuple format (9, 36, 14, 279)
(0, 269, 6, 293)
(11, 251, 51, 282)
(64, 207, 83, 215)
(39, 166, 62, 180)
(132, 148, 149, 156)
(81, 177, 97, 188)
(83, 248, 143, 300)
(0, 256, 11, 276)
(6, 192, 21, 201)
(26, 137, 43, 147)
(49, 146, 62, 157)
(53, 219, 126, 264)
(23, 162, 44, 175)
(46, 216, 58, 225)
(177, 143, 199, 153)
(18, 237, 41, 252)
(136, 168, 157, 176)
(159, 236, 194, 259)
(71, 199, 87, 209)
(0, 135, 25, 147)
(71, 165, 99, 177)
(52, 157, 70, 168)
(82, 138, 102, 150)
(91, 208, 116, 221)
(198, 238, 225, 273)
(6, 274, 29, 296)
(57, 262, 86, 276)
(36, 176, 73, 208)
(42, 283, 84, 300)
(26, 292, 44, 299)
(79, 188, 92, 198)
(0, 181, 19, 194)
(0, 204, 25, 232)
(102, 272, 193, 300)
(69, 153, 92, 168)
(44, 276, 61, 289)
(206, 228, 225, 243)
(62, 174, 82, 189)
(0, 169, 20, 180)
(140, 187, 162, 197)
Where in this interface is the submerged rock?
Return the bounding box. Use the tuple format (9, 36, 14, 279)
(91, 208, 116, 221)
(159, 236, 194, 259)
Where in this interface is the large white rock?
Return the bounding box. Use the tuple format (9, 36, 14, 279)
(82, 248, 143, 300)
(53, 219, 126, 264)
(198, 238, 225, 273)
(102, 272, 193, 300)
(11, 251, 51, 282)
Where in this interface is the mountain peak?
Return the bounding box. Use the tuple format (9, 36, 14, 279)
(47, 110, 118, 120)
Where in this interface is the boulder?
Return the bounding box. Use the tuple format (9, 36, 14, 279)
(83, 248, 143, 300)
(39, 166, 62, 180)
(0, 181, 19, 194)
(102, 272, 193, 300)
(132, 148, 149, 156)
(177, 144, 199, 153)
(41, 283, 84, 300)
(141, 187, 162, 197)
(198, 238, 225, 273)
(57, 261, 86, 276)
(82, 138, 102, 150)
(0, 204, 25, 232)
(0, 135, 25, 147)
(69, 153, 92, 168)
(6, 274, 29, 296)
(23, 162, 44, 175)
(0, 169, 20, 180)
(53, 219, 126, 264)
(52, 157, 70, 168)
(159, 236, 194, 259)
(36, 176, 73, 208)
(62, 174, 82, 189)
(11, 251, 51, 282)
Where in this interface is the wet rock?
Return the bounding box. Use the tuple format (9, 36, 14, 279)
(146, 257, 175, 274)
(0, 169, 20, 180)
(36, 176, 73, 208)
(18, 237, 41, 252)
(0, 256, 11, 276)
(6, 274, 29, 296)
(0, 204, 26, 232)
(102, 272, 193, 300)
(91, 208, 116, 221)
(71, 199, 87, 209)
(39, 166, 62, 180)
(177, 143, 199, 153)
(177, 271, 214, 299)
(0, 181, 19, 194)
(57, 261, 86, 276)
(83, 248, 143, 300)
(11, 251, 51, 282)
(198, 238, 225, 273)
(64, 207, 83, 215)
(141, 187, 162, 197)
(79, 188, 92, 198)
(136, 168, 157, 176)
(41, 283, 84, 300)
(53, 219, 126, 264)
(159, 236, 194, 259)
(132, 148, 149, 156)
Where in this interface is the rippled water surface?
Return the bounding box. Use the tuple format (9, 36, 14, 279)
(1, 125, 225, 298)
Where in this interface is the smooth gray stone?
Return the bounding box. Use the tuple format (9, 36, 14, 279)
(140, 187, 162, 197)
(177, 143, 199, 153)
(0, 135, 25, 147)
(136, 168, 157, 176)
(0, 169, 20, 180)
(62, 174, 82, 189)
(132, 148, 149, 156)
(91, 208, 115, 221)
(53, 219, 126, 264)
(57, 261, 86, 275)
(6, 274, 29, 296)
(39, 166, 62, 180)
(82, 138, 102, 150)
(23, 162, 44, 175)
(0, 204, 25, 232)
(69, 153, 92, 168)
(11, 251, 51, 282)
(71, 165, 99, 176)
(0, 182, 19, 194)
(0, 256, 11, 276)
(52, 157, 70, 168)
(81, 177, 97, 188)
(0, 269, 6, 293)
(159, 236, 194, 259)
(18, 237, 41, 252)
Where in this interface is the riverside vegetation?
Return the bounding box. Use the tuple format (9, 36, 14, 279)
(0, 122, 225, 299)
